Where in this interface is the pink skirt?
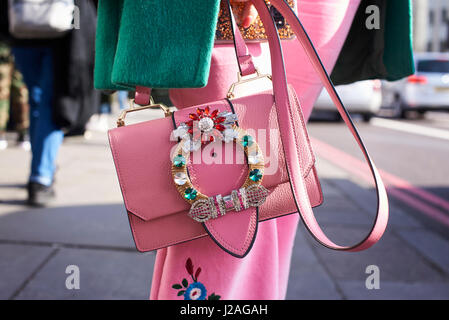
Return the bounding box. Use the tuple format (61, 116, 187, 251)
(151, 0, 361, 300)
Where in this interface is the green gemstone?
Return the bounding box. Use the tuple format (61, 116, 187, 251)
(184, 187, 198, 200)
(249, 169, 263, 182)
(173, 154, 186, 167)
(241, 135, 254, 147)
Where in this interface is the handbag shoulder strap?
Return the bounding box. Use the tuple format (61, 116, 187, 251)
(224, 1, 257, 76)
(237, 0, 389, 251)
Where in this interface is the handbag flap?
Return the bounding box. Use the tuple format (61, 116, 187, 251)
(108, 87, 315, 222)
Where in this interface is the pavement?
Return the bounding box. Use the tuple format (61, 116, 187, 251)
(1, 111, 449, 300)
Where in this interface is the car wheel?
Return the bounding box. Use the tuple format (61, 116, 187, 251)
(331, 111, 342, 122)
(417, 110, 426, 119)
(392, 96, 407, 119)
(403, 110, 425, 120)
(362, 113, 372, 122)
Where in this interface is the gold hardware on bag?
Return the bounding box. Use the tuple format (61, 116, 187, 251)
(215, 0, 296, 42)
(116, 98, 172, 127)
(227, 68, 272, 99)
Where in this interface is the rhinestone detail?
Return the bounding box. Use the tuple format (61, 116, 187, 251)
(182, 139, 201, 153)
(198, 117, 215, 132)
(184, 187, 198, 200)
(174, 172, 187, 185)
(241, 135, 254, 147)
(173, 154, 186, 167)
(249, 168, 263, 182)
(248, 151, 261, 164)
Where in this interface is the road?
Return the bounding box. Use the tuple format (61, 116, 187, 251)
(308, 112, 449, 241)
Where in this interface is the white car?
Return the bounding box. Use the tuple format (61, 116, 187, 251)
(382, 52, 449, 118)
(312, 80, 382, 122)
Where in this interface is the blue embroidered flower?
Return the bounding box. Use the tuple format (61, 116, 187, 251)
(172, 258, 220, 300)
(184, 282, 207, 300)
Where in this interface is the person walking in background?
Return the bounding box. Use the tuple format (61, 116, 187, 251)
(0, 0, 99, 206)
(84, 92, 112, 133)
(117, 91, 129, 111)
(0, 42, 14, 150)
(12, 44, 65, 206)
(85, 90, 129, 134)
(9, 64, 30, 150)
(0, 41, 30, 151)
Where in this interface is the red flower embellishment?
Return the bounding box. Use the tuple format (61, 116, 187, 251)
(186, 107, 226, 143)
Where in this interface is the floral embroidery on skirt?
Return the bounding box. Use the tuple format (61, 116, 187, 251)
(172, 258, 221, 300)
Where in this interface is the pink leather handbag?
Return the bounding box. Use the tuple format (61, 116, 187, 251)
(108, 0, 389, 258)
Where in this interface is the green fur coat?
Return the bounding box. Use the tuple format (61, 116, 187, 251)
(94, 0, 414, 91)
(94, 0, 220, 90)
(331, 0, 415, 85)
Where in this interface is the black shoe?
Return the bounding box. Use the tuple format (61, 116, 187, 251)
(27, 182, 55, 207)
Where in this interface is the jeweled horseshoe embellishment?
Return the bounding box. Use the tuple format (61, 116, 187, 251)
(170, 107, 269, 223)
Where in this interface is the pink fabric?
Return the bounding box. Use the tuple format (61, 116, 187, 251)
(151, 0, 361, 300)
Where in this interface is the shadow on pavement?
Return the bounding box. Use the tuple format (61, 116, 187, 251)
(0, 178, 448, 300)
(0, 203, 155, 300)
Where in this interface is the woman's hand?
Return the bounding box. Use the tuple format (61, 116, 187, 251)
(231, 0, 258, 28)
